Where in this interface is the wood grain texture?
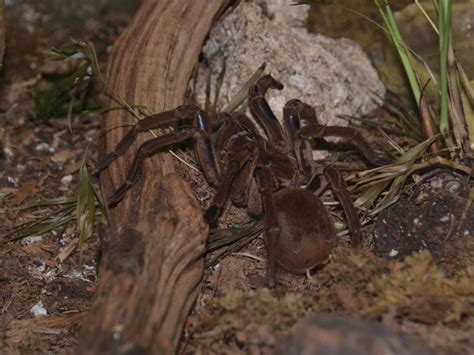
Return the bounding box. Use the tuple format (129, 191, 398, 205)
(0, 1, 4, 67)
(77, 0, 229, 353)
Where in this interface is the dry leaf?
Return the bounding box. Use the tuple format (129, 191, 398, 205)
(86, 285, 97, 293)
(44, 257, 58, 268)
(1, 187, 18, 195)
(15, 180, 38, 205)
(22, 243, 43, 256)
(50, 149, 79, 164)
(56, 238, 78, 263)
(40, 242, 58, 254)
(63, 161, 82, 175)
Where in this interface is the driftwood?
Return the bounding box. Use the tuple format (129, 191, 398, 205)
(0, 1, 4, 67)
(77, 0, 229, 353)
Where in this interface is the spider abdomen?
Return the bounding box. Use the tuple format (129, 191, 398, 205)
(273, 188, 334, 274)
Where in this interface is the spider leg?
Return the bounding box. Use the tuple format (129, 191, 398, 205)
(283, 99, 316, 179)
(213, 114, 263, 207)
(323, 165, 362, 246)
(296, 124, 390, 166)
(249, 74, 286, 145)
(204, 143, 257, 224)
(203, 163, 240, 224)
(214, 112, 262, 153)
(282, 99, 302, 151)
(95, 105, 204, 174)
(194, 131, 220, 185)
(229, 157, 257, 207)
(305, 166, 328, 196)
(108, 130, 195, 208)
(255, 167, 280, 288)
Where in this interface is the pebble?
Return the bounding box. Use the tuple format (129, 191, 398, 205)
(22, 235, 43, 244)
(35, 142, 55, 153)
(61, 175, 73, 184)
(31, 300, 48, 317)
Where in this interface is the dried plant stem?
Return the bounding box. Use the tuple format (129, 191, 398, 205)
(447, 45, 468, 154)
(420, 95, 439, 155)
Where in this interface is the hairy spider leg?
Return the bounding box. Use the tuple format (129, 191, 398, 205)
(255, 167, 280, 288)
(95, 105, 202, 174)
(249, 75, 286, 145)
(282, 99, 302, 151)
(230, 156, 258, 207)
(204, 142, 257, 224)
(107, 130, 195, 207)
(213, 113, 264, 207)
(219, 133, 259, 207)
(213, 112, 262, 153)
(96, 106, 221, 184)
(304, 166, 329, 195)
(194, 110, 221, 185)
(323, 165, 362, 246)
(296, 124, 390, 167)
(284, 99, 372, 245)
(283, 99, 316, 179)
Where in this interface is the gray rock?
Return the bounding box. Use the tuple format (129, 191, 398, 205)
(192, 1, 385, 140)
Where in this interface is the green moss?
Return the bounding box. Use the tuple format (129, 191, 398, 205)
(185, 247, 473, 352)
(210, 289, 312, 335)
(366, 251, 474, 323)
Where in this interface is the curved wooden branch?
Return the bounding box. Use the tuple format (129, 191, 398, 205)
(0, 2, 4, 66)
(77, 0, 229, 353)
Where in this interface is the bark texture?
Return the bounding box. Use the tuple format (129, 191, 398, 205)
(77, 0, 229, 353)
(0, 1, 4, 67)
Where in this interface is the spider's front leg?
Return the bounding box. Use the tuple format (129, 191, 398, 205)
(213, 112, 262, 153)
(100, 107, 221, 207)
(107, 130, 195, 207)
(249, 74, 286, 145)
(95, 105, 214, 175)
(289, 100, 391, 167)
(283, 99, 316, 180)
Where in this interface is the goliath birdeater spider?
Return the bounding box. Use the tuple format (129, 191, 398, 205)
(96, 74, 388, 287)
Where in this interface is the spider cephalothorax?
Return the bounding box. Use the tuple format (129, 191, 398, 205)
(96, 74, 388, 287)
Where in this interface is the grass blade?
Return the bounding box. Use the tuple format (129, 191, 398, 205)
(223, 63, 266, 113)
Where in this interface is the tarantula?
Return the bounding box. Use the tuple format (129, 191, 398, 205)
(96, 74, 387, 287)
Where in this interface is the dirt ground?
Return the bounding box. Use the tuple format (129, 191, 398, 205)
(1, 2, 473, 355)
(0, 2, 132, 353)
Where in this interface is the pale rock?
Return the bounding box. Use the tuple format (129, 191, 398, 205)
(192, 1, 385, 154)
(253, 0, 310, 27)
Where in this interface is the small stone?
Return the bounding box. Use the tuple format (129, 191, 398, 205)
(31, 300, 48, 317)
(35, 142, 55, 153)
(3, 147, 13, 157)
(440, 214, 450, 222)
(22, 236, 43, 244)
(7, 176, 19, 187)
(61, 175, 73, 184)
(36, 262, 46, 273)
